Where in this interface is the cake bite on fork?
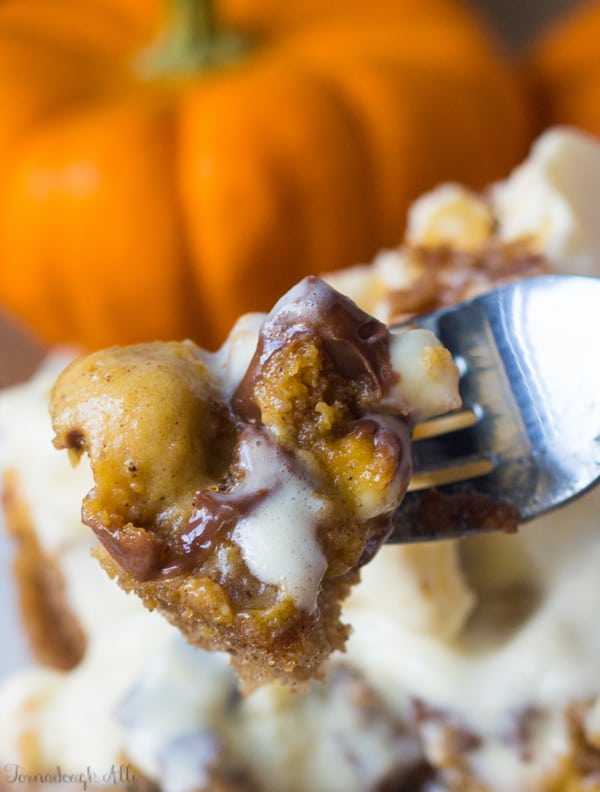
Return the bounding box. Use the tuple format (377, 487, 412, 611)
(49, 276, 459, 691)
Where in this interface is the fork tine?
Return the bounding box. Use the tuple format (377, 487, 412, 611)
(387, 275, 600, 544)
(408, 456, 495, 492)
(411, 422, 484, 472)
(391, 285, 537, 541)
(412, 409, 478, 440)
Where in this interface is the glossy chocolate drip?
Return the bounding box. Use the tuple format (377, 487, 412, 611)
(85, 428, 278, 581)
(232, 276, 396, 423)
(86, 515, 169, 582)
(87, 492, 267, 582)
(181, 488, 267, 570)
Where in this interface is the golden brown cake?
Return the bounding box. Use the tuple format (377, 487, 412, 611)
(49, 276, 459, 691)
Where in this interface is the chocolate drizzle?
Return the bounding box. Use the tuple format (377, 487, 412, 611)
(87, 489, 269, 582)
(232, 276, 396, 423)
(85, 427, 284, 581)
(183, 488, 268, 569)
(87, 516, 169, 582)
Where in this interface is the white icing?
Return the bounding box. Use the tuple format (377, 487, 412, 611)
(492, 127, 600, 275)
(388, 328, 461, 420)
(407, 183, 493, 250)
(351, 540, 475, 640)
(210, 312, 265, 399)
(118, 641, 234, 789)
(0, 354, 179, 775)
(231, 433, 328, 612)
(323, 249, 418, 322)
(345, 490, 600, 791)
(0, 353, 93, 550)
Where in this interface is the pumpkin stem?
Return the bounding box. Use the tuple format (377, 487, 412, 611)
(136, 0, 249, 79)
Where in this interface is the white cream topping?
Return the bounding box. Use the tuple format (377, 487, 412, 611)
(118, 641, 235, 791)
(231, 433, 328, 612)
(0, 353, 93, 550)
(407, 183, 494, 250)
(492, 126, 600, 275)
(352, 541, 475, 640)
(117, 642, 423, 792)
(387, 328, 461, 421)
(323, 249, 419, 322)
(346, 490, 600, 791)
(405, 127, 600, 278)
(209, 312, 265, 398)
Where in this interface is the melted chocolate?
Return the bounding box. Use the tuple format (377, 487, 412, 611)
(87, 516, 169, 582)
(181, 488, 268, 570)
(232, 276, 396, 423)
(358, 514, 394, 566)
(85, 428, 282, 581)
(87, 490, 268, 582)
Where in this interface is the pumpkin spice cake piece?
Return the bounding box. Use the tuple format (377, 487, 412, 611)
(50, 276, 460, 692)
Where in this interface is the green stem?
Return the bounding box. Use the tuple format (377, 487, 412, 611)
(136, 0, 248, 79)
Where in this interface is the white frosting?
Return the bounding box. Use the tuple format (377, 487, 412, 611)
(231, 433, 328, 612)
(405, 127, 600, 278)
(387, 328, 461, 420)
(118, 641, 234, 789)
(323, 249, 419, 322)
(407, 183, 493, 250)
(352, 540, 475, 640)
(117, 642, 423, 792)
(0, 353, 93, 550)
(210, 312, 266, 399)
(346, 491, 600, 791)
(492, 127, 600, 275)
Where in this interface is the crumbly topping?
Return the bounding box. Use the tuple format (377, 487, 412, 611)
(385, 241, 547, 324)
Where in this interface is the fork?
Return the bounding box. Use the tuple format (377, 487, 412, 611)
(389, 274, 600, 542)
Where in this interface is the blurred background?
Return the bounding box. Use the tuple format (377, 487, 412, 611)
(478, 0, 578, 48)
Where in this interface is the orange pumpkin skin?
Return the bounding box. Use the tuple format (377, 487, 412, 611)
(527, 0, 600, 138)
(0, 0, 532, 351)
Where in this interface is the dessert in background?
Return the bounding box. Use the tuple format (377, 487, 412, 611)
(2, 127, 600, 791)
(49, 277, 459, 691)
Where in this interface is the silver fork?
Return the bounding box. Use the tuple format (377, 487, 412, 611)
(389, 274, 600, 542)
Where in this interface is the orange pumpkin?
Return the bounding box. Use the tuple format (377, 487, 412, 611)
(527, 0, 600, 138)
(0, 0, 531, 350)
